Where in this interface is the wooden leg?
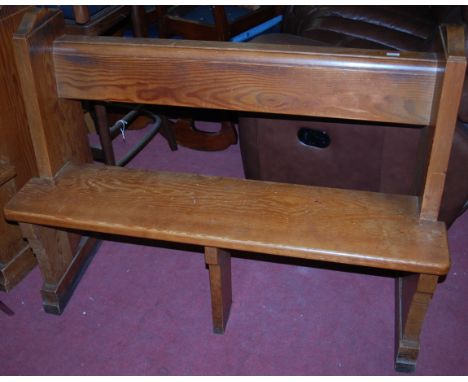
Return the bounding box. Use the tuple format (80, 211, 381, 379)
(204, 247, 232, 334)
(130, 6, 148, 38)
(395, 273, 438, 373)
(19, 223, 99, 314)
(94, 103, 116, 166)
(160, 115, 178, 151)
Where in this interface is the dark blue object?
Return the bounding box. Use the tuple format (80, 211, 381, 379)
(182, 5, 251, 25)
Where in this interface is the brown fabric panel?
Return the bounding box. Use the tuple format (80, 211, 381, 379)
(439, 122, 468, 224)
(283, 6, 436, 47)
(290, 16, 430, 51)
(379, 127, 423, 194)
(238, 116, 261, 180)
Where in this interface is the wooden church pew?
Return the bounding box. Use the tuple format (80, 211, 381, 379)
(4, 8, 465, 372)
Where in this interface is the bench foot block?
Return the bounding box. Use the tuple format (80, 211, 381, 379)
(19, 223, 100, 315)
(394, 273, 438, 373)
(41, 236, 100, 315)
(213, 327, 226, 335)
(395, 358, 416, 373)
(205, 247, 232, 334)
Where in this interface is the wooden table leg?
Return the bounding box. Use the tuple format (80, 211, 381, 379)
(205, 247, 232, 334)
(395, 273, 439, 372)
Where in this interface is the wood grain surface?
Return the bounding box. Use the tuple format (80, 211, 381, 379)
(53, 35, 442, 125)
(5, 163, 449, 275)
(419, 26, 467, 221)
(205, 247, 232, 334)
(395, 273, 438, 372)
(1, 163, 36, 291)
(0, 163, 15, 186)
(0, 6, 38, 291)
(13, 9, 92, 178)
(0, 5, 37, 189)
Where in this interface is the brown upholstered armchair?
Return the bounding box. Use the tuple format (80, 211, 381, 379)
(238, 5, 468, 227)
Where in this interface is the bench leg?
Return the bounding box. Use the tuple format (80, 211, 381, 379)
(204, 247, 232, 334)
(395, 273, 438, 373)
(19, 223, 98, 314)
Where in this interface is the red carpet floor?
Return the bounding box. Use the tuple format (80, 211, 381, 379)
(1, 122, 467, 375)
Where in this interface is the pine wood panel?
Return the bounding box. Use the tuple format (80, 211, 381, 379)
(0, 5, 37, 188)
(395, 273, 438, 372)
(0, 163, 22, 264)
(13, 9, 92, 178)
(5, 163, 449, 275)
(7, 8, 98, 303)
(53, 35, 442, 125)
(205, 247, 232, 334)
(0, 6, 38, 291)
(0, 163, 15, 186)
(419, 26, 467, 220)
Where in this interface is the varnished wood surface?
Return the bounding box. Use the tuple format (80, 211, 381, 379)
(6, 8, 96, 298)
(0, 6, 38, 291)
(395, 273, 438, 372)
(0, 163, 34, 290)
(72, 6, 90, 24)
(20, 222, 99, 314)
(64, 6, 130, 36)
(13, 9, 92, 178)
(0, 5, 37, 189)
(0, 163, 36, 291)
(53, 35, 442, 125)
(0, 163, 15, 186)
(5, 163, 449, 275)
(205, 247, 232, 333)
(420, 26, 467, 221)
(0, 166, 24, 263)
(0, 245, 36, 292)
(0, 5, 30, 19)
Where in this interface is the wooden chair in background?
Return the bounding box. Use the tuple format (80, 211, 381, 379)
(64, 5, 132, 36)
(155, 5, 282, 41)
(54, 5, 178, 165)
(149, 5, 284, 151)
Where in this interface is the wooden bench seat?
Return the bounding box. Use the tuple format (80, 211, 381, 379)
(5, 162, 450, 276)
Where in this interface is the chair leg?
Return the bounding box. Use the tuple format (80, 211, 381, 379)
(160, 115, 178, 151)
(204, 247, 232, 334)
(94, 103, 116, 166)
(130, 5, 148, 38)
(395, 273, 438, 373)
